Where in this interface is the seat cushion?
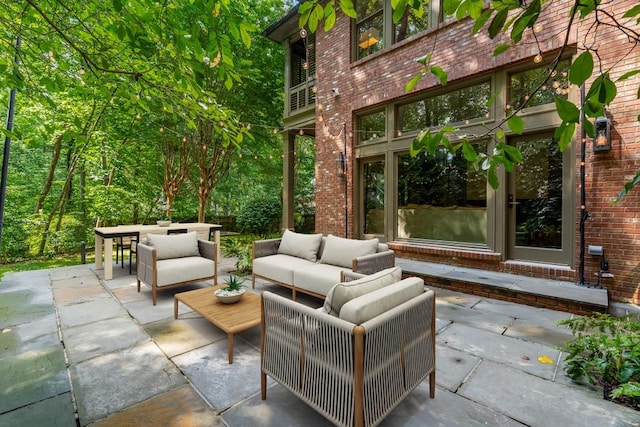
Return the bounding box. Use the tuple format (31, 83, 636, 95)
(155, 256, 215, 287)
(147, 232, 200, 260)
(339, 277, 425, 324)
(323, 266, 402, 316)
(253, 254, 316, 286)
(277, 229, 323, 262)
(319, 235, 379, 268)
(293, 263, 348, 296)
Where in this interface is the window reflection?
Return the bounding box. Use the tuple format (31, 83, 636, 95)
(364, 160, 385, 235)
(397, 146, 487, 244)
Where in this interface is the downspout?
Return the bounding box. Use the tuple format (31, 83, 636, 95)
(578, 83, 589, 286)
(343, 122, 348, 238)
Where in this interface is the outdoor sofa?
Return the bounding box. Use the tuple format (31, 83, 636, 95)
(261, 266, 436, 427)
(252, 230, 395, 300)
(136, 231, 218, 305)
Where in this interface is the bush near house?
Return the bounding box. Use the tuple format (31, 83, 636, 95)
(236, 197, 281, 238)
(559, 313, 640, 410)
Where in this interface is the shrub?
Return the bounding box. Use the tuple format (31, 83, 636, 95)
(559, 312, 640, 410)
(236, 197, 281, 238)
(221, 235, 254, 275)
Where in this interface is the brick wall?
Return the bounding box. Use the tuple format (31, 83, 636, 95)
(312, 1, 640, 304)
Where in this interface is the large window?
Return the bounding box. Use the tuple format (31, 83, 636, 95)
(509, 59, 570, 109)
(397, 143, 488, 245)
(357, 110, 386, 143)
(398, 81, 491, 132)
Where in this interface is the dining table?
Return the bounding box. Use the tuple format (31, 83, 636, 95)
(94, 222, 222, 280)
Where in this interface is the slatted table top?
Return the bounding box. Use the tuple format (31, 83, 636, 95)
(174, 286, 261, 336)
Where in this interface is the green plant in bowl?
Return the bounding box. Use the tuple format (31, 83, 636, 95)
(214, 275, 247, 304)
(222, 275, 246, 292)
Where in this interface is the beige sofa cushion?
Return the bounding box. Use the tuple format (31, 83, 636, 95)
(293, 263, 347, 296)
(155, 256, 215, 287)
(253, 254, 316, 286)
(277, 229, 323, 262)
(322, 266, 402, 316)
(147, 231, 200, 260)
(339, 277, 425, 324)
(319, 235, 379, 268)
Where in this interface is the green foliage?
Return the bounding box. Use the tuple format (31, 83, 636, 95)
(237, 197, 282, 238)
(559, 313, 640, 409)
(221, 235, 254, 275)
(222, 274, 246, 292)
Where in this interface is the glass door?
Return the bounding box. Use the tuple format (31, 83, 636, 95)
(508, 134, 571, 264)
(363, 159, 385, 237)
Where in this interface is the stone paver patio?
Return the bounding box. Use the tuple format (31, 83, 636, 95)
(1, 259, 638, 426)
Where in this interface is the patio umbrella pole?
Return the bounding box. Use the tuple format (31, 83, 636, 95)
(0, 36, 21, 250)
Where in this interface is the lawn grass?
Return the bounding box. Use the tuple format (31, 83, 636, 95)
(0, 253, 94, 280)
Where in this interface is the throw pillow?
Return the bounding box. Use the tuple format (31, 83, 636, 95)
(323, 266, 402, 316)
(147, 231, 200, 260)
(319, 234, 379, 269)
(338, 277, 425, 324)
(277, 229, 323, 262)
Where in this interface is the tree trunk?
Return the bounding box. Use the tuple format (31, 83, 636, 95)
(34, 132, 64, 214)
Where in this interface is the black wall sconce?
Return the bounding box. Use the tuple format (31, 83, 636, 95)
(336, 152, 346, 178)
(593, 116, 611, 152)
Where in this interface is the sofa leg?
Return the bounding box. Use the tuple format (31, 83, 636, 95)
(261, 371, 267, 400)
(152, 286, 157, 306)
(137, 279, 141, 293)
(252, 274, 256, 289)
(429, 371, 436, 398)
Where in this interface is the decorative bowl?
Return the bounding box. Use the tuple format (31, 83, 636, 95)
(157, 220, 171, 227)
(214, 288, 245, 304)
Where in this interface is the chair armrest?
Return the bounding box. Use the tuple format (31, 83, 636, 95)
(136, 243, 156, 284)
(197, 239, 217, 263)
(340, 271, 367, 282)
(137, 243, 154, 264)
(253, 238, 282, 259)
(352, 250, 395, 275)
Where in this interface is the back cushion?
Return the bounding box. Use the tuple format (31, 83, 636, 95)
(319, 234, 379, 268)
(323, 266, 402, 316)
(147, 231, 200, 260)
(339, 277, 425, 324)
(277, 229, 323, 262)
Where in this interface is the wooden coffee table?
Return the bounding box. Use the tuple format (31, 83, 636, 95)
(174, 286, 261, 363)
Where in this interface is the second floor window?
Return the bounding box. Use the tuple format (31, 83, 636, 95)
(356, 0, 384, 60)
(356, 0, 431, 60)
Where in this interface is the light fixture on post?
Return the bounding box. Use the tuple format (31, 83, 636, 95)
(336, 152, 346, 178)
(593, 116, 611, 152)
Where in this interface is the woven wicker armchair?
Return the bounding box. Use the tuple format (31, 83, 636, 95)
(260, 285, 436, 427)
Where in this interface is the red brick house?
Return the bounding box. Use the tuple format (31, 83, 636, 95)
(263, 1, 640, 306)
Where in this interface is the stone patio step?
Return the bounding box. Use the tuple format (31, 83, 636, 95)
(397, 258, 608, 315)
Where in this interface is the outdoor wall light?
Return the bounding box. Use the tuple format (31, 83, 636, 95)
(336, 152, 346, 178)
(332, 87, 340, 96)
(593, 116, 611, 152)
